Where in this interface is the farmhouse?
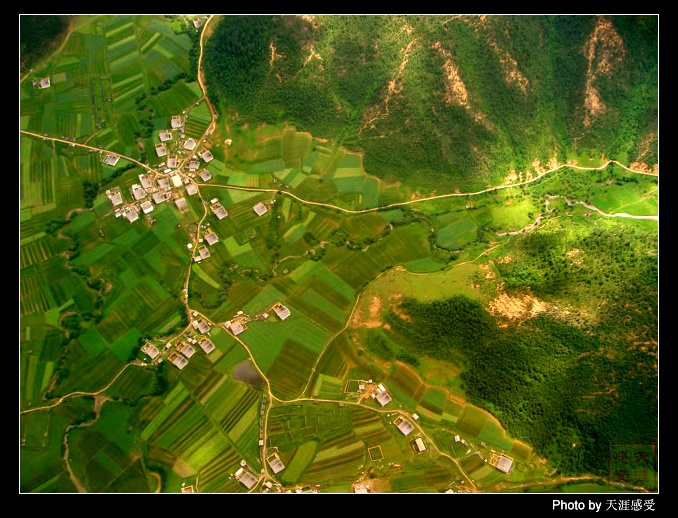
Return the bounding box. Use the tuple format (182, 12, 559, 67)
(38, 77, 51, 89)
(493, 454, 514, 474)
(188, 159, 200, 171)
(375, 389, 392, 407)
(272, 303, 291, 321)
(176, 342, 195, 358)
(139, 174, 153, 189)
(235, 468, 258, 489)
(171, 115, 183, 129)
(227, 320, 246, 336)
(210, 202, 228, 220)
(196, 245, 210, 260)
(169, 171, 183, 188)
(131, 184, 146, 201)
(155, 143, 167, 157)
(153, 191, 167, 204)
(204, 228, 219, 245)
(200, 150, 214, 162)
(415, 437, 427, 452)
(157, 177, 171, 190)
(252, 202, 269, 217)
(175, 197, 188, 211)
(168, 352, 188, 370)
(185, 182, 198, 196)
(183, 138, 197, 151)
(199, 339, 215, 354)
(140, 201, 154, 214)
(267, 453, 285, 474)
(198, 169, 212, 182)
(191, 319, 210, 334)
(394, 416, 414, 436)
(126, 209, 139, 222)
(141, 343, 160, 360)
(103, 154, 120, 166)
(167, 156, 178, 169)
(106, 190, 123, 206)
(193, 18, 202, 28)
(159, 130, 172, 142)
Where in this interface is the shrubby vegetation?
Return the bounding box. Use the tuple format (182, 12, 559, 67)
(383, 215, 657, 476)
(20, 15, 71, 74)
(203, 15, 657, 193)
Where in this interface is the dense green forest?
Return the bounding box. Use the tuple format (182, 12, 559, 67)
(382, 215, 658, 476)
(20, 15, 72, 74)
(202, 15, 658, 193)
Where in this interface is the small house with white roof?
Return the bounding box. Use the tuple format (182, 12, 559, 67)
(183, 138, 197, 151)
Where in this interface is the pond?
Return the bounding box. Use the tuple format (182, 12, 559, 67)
(233, 361, 266, 388)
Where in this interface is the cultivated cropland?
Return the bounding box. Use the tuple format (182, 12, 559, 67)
(19, 14, 658, 494)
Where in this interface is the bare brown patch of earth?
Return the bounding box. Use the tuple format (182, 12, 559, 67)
(487, 285, 549, 326)
(362, 296, 383, 328)
(173, 459, 197, 478)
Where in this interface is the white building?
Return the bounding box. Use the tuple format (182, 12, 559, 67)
(140, 201, 154, 214)
(103, 154, 120, 166)
(272, 303, 291, 321)
(253, 202, 269, 217)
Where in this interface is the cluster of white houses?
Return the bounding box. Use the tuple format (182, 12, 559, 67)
(153, 113, 214, 166)
(101, 116, 276, 261)
(106, 172, 273, 265)
(233, 453, 287, 490)
(104, 166, 200, 224)
(102, 113, 215, 223)
(154, 138, 214, 167)
(140, 315, 215, 370)
(225, 302, 291, 337)
(140, 301, 294, 370)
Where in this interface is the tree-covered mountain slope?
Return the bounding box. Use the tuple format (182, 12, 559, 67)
(203, 15, 658, 193)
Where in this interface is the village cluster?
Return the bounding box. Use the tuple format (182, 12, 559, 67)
(141, 297, 292, 373)
(140, 319, 514, 493)
(103, 113, 216, 224)
(102, 115, 273, 265)
(103, 113, 514, 493)
(140, 312, 216, 370)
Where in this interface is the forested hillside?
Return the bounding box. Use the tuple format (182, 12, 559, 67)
(382, 214, 658, 476)
(20, 15, 72, 74)
(202, 15, 658, 193)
